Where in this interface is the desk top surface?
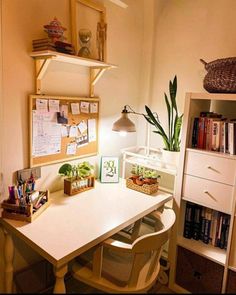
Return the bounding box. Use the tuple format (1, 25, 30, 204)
(1, 180, 172, 267)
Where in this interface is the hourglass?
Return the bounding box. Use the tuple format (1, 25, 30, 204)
(78, 29, 92, 58)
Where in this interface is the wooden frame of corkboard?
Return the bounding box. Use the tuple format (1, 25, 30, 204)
(29, 94, 99, 167)
(70, 0, 107, 61)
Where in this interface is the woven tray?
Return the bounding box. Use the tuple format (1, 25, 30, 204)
(200, 57, 236, 93)
(126, 178, 158, 195)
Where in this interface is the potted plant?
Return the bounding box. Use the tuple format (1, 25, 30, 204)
(58, 161, 95, 195)
(130, 164, 143, 184)
(144, 76, 183, 167)
(143, 169, 160, 185)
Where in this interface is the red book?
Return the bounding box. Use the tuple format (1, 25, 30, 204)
(197, 117, 205, 149)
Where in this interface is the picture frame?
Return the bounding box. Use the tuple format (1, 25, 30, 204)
(100, 156, 119, 183)
(70, 0, 107, 61)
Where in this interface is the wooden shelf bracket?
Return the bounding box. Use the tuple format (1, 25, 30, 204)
(35, 57, 53, 94)
(90, 66, 111, 97)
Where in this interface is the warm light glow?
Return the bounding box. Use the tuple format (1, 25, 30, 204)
(119, 131, 127, 137)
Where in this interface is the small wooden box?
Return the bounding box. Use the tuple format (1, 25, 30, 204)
(1, 190, 50, 223)
(64, 176, 95, 196)
(126, 178, 159, 195)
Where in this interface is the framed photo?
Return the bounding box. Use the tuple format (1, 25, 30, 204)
(70, 0, 107, 61)
(100, 156, 119, 183)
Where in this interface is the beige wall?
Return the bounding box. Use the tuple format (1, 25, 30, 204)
(139, 0, 236, 149)
(0, 0, 144, 290)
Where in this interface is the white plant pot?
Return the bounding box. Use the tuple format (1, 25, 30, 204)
(162, 149, 180, 169)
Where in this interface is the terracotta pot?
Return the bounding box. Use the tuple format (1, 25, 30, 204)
(143, 178, 152, 185)
(136, 177, 144, 186)
(131, 174, 139, 184)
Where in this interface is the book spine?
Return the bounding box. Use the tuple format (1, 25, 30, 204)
(191, 117, 199, 148)
(224, 122, 229, 153)
(200, 207, 206, 241)
(183, 202, 194, 239)
(205, 118, 213, 151)
(212, 121, 220, 151)
(192, 205, 202, 240)
(220, 121, 225, 153)
(216, 214, 223, 247)
(228, 123, 235, 155)
(197, 117, 205, 149)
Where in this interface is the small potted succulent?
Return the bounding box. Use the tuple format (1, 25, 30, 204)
(58, 161, 95, 195)
(130, 164, 143, 184)
(143, 169, 160, 185)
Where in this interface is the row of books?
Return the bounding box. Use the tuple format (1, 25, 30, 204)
(32, 38, 75, 55)
(183, 201, 230, 249)
(191, 111, 236, 154)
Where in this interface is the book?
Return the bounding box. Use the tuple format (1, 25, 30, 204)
(191, 117, 199, 148)
(200, 207, 206, 241)
(228, 122, 236, 155)
(203, 208, 213, 244)
(211, 120, 221, 151)
(205, 118, 213, 151)
(192, 204, 202, 240)
(224, 121, 229, 153)
(210, 210, 218, 246)
(32, 37, 52, 44)
(215, 213, 223, 247)
(33, 46, 56, 52)
(183, 202, 195, 239)
(197, 117, 205, 149)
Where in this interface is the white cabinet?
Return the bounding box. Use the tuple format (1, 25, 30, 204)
(169, 92, 236, 293)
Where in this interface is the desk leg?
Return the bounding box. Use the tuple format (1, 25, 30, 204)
(3, 229, 14, 293)
(53, 264, 68, 294)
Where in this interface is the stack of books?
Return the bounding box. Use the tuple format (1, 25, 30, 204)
(183, 201, 230, 249)
(32, 39, 75, 55)
(32, 38, 56, 51)
(191, 111, 236, 154)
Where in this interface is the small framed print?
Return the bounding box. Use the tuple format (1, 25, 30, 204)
(100, 156, 119, 183)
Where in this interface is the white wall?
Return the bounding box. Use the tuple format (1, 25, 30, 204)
(140, 0, 236, 149)
(0, 0, 144, 290)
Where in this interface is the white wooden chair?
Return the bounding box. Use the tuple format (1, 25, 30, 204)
(71, 208, 176, 293)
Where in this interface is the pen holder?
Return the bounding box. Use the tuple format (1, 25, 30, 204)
(1, 190, 50, 222)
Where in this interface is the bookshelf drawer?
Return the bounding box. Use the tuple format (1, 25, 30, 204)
(185, 150, 236, 185)
(182, 175, 233, 214)
(176, 246, 224, 293)
(226, 269, 236, 293)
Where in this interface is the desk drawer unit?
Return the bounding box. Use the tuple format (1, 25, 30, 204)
(184, 150, 236, 185)
(182, 174, 234, 214)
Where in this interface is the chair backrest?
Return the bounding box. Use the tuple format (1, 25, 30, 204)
(128, 208, 176, 288)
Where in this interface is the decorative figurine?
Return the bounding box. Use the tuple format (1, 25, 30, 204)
(44, 17, 66, 43)
(78, 29, 92, 58)
(96, 16, 107, 61)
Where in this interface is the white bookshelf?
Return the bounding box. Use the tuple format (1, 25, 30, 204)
(168, 92, 236, 294)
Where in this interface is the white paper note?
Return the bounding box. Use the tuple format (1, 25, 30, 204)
(49, 99, 60, 112)
(32, 111, 61, 157)
(61, 125, 69, 137)
(66, 142, 77, 155)
(88, 119, 96, 142)
(69, 125, 78, 138)
(77, 120, 88, 134)
(90, 102, 98, 113)
(36, 99, 48, 113)
(80, 101, 90, 113)
(71, 102, 80, 115)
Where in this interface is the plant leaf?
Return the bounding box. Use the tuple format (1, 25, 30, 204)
(145, 105, 168, 139)
(58, 163, 72, 175)
(169, 76, 177, 113)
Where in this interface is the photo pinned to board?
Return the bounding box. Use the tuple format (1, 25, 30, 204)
(57, 104, 69, 124)
(80, 101, 90, 113)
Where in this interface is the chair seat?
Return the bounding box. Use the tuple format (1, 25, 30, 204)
(75, 246, 150, 287)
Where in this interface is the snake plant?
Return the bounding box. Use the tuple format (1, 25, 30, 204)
(144, 76, 183, 152)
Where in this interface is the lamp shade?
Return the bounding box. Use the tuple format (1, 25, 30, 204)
(112, 112, 136, 132)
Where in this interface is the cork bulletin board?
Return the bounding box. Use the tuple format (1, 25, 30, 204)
(29, 95, 99, 167)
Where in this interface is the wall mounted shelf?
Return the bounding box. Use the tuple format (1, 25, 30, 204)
(30, 50, 117, 96)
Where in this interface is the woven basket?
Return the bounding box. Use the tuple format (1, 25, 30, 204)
(200, 57, 236, 93)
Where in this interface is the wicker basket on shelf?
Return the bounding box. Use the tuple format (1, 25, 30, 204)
(200, 57, 236, 93)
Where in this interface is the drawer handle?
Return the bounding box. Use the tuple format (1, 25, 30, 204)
(206, 166, 220, 174)
(204, 190, 217, 201)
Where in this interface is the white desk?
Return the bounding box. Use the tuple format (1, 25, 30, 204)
(1, 179, 172, 293)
